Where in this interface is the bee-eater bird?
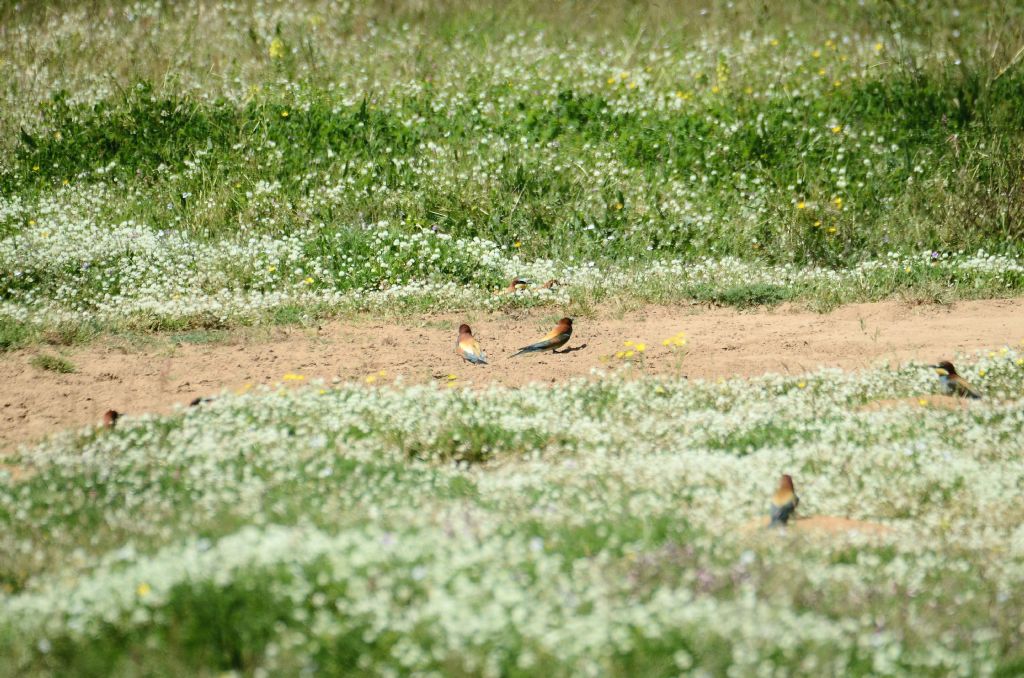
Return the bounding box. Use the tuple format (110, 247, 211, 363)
(455, 324, 488, 365)
(769, 474, 799, 527)
(929, 361, 981, 399)
(102, 409, 120, 429)
(502, 277, 532, 294)
(511, 317, 573, 357)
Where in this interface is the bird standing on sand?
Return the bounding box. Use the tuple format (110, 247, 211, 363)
(929, 361, 981, 399)
(769, 474, 799, 527)
(102, 409, 120, 429)
(455, 324, 488, 365)
(511, 318, 573, 357)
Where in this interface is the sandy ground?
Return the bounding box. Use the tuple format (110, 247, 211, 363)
(2, 297, 1023, 451)
(739, 515, 893, 536)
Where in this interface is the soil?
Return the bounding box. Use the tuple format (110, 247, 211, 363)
(2, 297, 1023, 451)
(740, 515, 894, 536)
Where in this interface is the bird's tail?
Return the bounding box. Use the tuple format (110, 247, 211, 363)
(511, 345, 542, 358)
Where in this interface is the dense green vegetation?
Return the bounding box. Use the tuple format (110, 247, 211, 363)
(0, 1, 1023, 343)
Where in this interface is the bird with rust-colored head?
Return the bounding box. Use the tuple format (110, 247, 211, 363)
(102, 409, 120, 429)
(455, 324, 488, 365)
(501, 277, 532, 294)
(929, 361, 981, 399)
(512, 318, 573, 357)
(769, 474, 799, 528)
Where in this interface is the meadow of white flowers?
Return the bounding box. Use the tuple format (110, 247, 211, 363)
(3, 1, 1023, 333)
(2, 186, 1023, 328)
(3, 353, 1024, 675)
(3, 1, 1024, 674)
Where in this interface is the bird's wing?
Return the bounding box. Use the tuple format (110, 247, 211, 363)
(544, 326, 570, 341)
(459, 337, 486, 363)
(769, 490, 797, 525)
(769, 501, 796, 525)
(954, 377, 982, 399)
(522, 332, 569, 351)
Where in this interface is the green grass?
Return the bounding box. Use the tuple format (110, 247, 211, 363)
(0, 2, 1022, 343)
(6, 67, 1024, 265)
(0, 1, 1022, 341)
(0, 317, 30, 352)
(28, 353, 74, 373)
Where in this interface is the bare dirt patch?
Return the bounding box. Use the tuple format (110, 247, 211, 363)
(2, 297, 1023, 451)
(740, 515, 893, 536)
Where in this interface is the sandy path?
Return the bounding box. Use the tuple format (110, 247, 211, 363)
(2, 297, 1023, 451)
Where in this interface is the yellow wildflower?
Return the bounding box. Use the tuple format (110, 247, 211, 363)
(269, 37, 285, 59)
(283, 373, 305, 381)
(137, 583, 151, 597)
(796, 201, 806, 210)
